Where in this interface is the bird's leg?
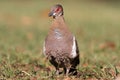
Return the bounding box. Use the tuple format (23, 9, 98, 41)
(64, 67, 66, 74)
(66, 68, 70, 76)
(55, 67, 60, 75)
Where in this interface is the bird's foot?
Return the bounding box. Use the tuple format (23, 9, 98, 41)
(55, 70, 60, 75)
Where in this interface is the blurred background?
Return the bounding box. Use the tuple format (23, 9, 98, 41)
(0, 0, 120, 50)
(0, 0, 120, 79)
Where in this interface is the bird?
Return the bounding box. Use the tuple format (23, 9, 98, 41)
(43, 4, 80, 75)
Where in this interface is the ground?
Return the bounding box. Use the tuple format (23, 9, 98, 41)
(0, 0, 120, 80)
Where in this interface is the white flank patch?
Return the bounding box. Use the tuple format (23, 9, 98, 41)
(43, 41, 46, 55)
(71, 36, 77, 58)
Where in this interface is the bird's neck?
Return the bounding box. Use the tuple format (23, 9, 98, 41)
(49, 16, 71, 35)
(51, 16, 66, 29)
(54, 16, 65, 22)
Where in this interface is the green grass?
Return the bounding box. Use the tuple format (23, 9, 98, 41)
(0, 0, 120, 80)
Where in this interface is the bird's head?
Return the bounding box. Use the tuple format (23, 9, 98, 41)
(48, 4, 63, 19)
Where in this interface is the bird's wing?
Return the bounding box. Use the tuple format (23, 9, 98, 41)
(71, 36, 79, 58)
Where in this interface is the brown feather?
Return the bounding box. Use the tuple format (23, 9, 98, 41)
(44, 4, 79, 75)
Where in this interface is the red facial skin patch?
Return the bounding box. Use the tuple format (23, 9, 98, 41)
(55, 7, 61, 13)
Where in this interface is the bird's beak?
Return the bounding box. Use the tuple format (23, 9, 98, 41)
(48, 11, 56, 17)
(48, 11, 53, 17)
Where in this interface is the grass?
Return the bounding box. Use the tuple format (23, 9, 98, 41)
(0, 0, 120, 80)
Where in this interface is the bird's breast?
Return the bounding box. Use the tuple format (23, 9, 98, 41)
(54, 28, 63, 39)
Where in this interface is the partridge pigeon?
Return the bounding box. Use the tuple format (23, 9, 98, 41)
(43, 4, 80, 75)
